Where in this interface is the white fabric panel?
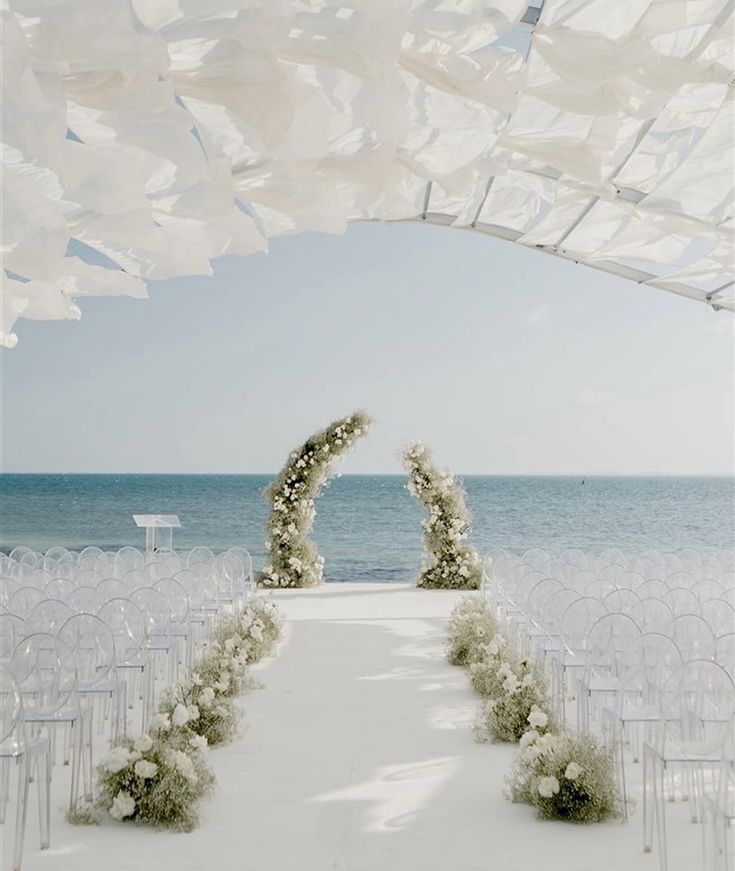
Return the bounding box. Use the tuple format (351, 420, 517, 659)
(2, 0, 733, 347)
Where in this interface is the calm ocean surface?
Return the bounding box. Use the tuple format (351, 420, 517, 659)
(0, 475, 733, 580)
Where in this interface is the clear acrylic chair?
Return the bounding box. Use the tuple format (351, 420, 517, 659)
(579, 611, 642, 733)
(670, 613, 717, 662)
(96, 598, 151, 732)
(702, 732, 735, 871)
(5, 589, 45, 620)
(0, 663, 51, 871)
(9, 634, 91, 813)
(554, 596, 608, 724)
(606, 632, 684, 818)
(59, 614, 125, 745)
(153, 578, 192, 674)
(0, 615, 27, 661)
(643, 659, 735, 870)
(26, 599, 73, 635)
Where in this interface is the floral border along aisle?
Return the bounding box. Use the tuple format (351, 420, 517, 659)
(402, 441, 481, 589)
(260, 411, 372, 588)
(85, 597, 284, 831)
(446, 596, 620, 823)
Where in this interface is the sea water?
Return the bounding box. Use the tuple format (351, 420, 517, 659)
(1, 474, 733, 580)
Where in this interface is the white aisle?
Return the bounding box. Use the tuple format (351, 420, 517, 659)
(17, 583, 698, 871)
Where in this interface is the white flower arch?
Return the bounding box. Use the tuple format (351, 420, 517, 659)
(261, 411, 372, 588)
(403, 441, 481, 590)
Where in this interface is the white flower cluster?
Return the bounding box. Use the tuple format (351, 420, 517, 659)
(262, 411, 372, 588)
(402, 442, 481, 590)
(95, 598, 284, 831)
(507, 728, 620, 822)
(447, 600, 620, 823)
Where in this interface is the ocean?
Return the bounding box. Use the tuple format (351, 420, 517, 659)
(0, 474, 733, 580)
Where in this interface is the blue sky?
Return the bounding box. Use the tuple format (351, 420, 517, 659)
(2, 221, 733, 475)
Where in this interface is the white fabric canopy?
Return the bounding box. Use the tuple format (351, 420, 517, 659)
(2, 0, 733, 347)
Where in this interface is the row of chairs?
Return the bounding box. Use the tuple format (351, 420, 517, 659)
(0, 544, 255, 871)
(483, 547, 735, 871)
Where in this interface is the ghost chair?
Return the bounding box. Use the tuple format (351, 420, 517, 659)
(10, 634, 91, 813)
(643, 660, 735, 870)
(59, 613, 124, 750)
(0, 664, 51, 871)
(578, 611, 642, 734)
(96, 599, 151, 733)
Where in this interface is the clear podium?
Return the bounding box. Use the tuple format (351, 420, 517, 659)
(133, 514, 181, 554)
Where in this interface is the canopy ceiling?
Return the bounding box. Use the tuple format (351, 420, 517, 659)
(2, 0, 734, 347)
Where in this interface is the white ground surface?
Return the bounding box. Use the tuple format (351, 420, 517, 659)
(7, 583, 702, 871)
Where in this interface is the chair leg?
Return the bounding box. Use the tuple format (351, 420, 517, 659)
(13, 755, 30, 871)
(0, 757, 10, 824)
(69, 721, 82, 813)
(654, 759, 669, 871)
(36, 747, 50, 849)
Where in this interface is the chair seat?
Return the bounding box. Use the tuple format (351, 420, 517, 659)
(0, 735, 48, 759)
(648, 740, 726, 764)
(586, 675, 619, 693)
(610, 703, 660, 723)
(79, 678, 119, 694)
(23, 706, 85, 724)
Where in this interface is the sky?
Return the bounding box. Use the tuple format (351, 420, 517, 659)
(1, 221, 734, 476)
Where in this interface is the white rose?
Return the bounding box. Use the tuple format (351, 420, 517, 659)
(187, 705, 200, 721)
(537, 776, 560, 798)
(171, 750, 198, 784)
(565, 762, 583, 781)
(110, 790, 136, 820)
(172, 704, 190, 727)
(528, 707, 548, 730)
(133, 734, 153, 753)
(104, 746, 132, 774)
(134, 759, 158, 779)
(520, 729, 540, 750)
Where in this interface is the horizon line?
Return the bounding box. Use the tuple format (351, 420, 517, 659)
(1, 471, 733, 479)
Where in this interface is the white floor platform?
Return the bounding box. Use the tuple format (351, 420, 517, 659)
(10, 583, 701, 871)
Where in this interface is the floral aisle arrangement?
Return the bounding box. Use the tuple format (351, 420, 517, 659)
(261, 411, 372, 588)
(447, 598, 554, 743)
(402, 441, 481, 590)
(91, 596, 284, 831)
(445, 597, 620, 823)
(507, 731, 621, 822)
(98, 731, 214, 831)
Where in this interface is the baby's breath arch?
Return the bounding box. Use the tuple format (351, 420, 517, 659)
(260, 411, 372, 588)
(402, 441, 481, 590)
